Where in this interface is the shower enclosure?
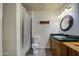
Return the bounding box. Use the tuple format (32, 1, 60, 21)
(21, 5, 31, 55)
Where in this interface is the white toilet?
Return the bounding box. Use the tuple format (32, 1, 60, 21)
(32, 36, 40, 56)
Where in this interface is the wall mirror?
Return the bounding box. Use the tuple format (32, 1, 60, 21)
(60, 15, 73, 31)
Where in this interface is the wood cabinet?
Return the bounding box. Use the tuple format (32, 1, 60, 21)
(50, 38, 79, 56)
(68, 47, 79, 56)
(50, 39, 67, 56)
(60, 43, 68, 56)
(54, 40, 60, 56)
(50, 39, 61, 56)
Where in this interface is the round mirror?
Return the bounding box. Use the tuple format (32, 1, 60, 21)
(60, 15, 73, 31)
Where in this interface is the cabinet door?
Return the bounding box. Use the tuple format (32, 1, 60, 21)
(69, 48, 79, 56)
(54, 40, 60, 56)
(50, 39, 55, 55)
(60, 43, 67, 56)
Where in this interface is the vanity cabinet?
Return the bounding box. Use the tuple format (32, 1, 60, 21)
(50, 38, 79, 56)
(50, 39, 60, 55)
(69, 48, 79, 56)
(53, 39, 61, 56)
(50, 39, 67, 56)
(60, 43, 67, 56)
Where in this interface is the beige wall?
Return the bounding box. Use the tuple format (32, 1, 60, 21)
(0, 3, 3, 56)
(2, 3, 31, 56)
(2, 3, 17, 56)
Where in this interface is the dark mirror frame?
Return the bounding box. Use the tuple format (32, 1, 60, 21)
(60, 15, 73, 31)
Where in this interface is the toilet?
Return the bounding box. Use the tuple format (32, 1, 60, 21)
(32, 36, 40, 56)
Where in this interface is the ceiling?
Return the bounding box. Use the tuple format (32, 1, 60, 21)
(22, 3, 66, 11)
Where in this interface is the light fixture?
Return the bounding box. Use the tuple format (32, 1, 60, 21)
(58, 14, 62, 19)
(58, 15, 60, 19)
(65, 9, 68, 12)
(58, 7, 69, 19)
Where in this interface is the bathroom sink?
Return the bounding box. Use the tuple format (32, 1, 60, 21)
(50, 33, 68, 39)
(53, 36, 66, 38)
(55, 37, 79, 42)
(50, 34, 79, 42)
